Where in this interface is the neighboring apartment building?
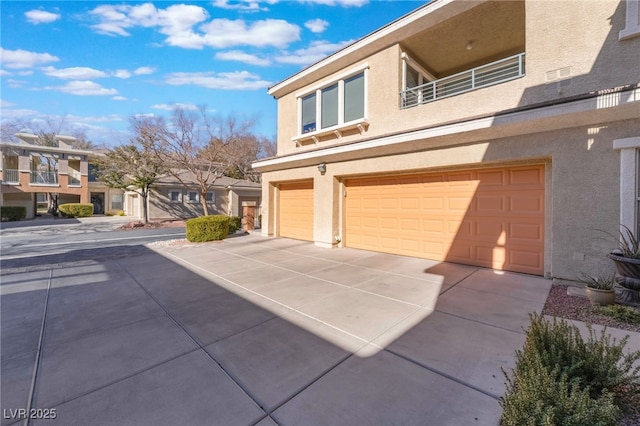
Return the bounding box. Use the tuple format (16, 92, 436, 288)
(253, 0, 640, 281)
(0, 131, 125, 218)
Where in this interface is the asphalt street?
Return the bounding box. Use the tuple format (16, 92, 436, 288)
(0, 217, 186, 271)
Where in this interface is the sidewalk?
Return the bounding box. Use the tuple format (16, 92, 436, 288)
(0, 215, 132, 234)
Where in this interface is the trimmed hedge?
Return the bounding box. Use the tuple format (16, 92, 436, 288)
(186, 215, 230, 242)
(59, 203, 94, 218)
(0, 206, 27, 221)
(229, 216, 242, 233)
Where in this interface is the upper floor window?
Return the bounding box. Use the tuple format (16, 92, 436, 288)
(298, 69, 367, 136)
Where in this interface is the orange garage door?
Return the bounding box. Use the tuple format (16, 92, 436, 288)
(345, 165, 545, 275)
(278, 180, 314, 241)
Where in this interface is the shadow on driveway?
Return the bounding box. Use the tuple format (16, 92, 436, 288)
(1, 237, 551, 425)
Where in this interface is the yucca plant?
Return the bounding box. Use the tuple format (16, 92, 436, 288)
(580, 272, 616, 291)
(617, 225, 640, 259)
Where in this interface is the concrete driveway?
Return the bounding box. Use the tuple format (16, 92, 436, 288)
(2, 233, 552, 426)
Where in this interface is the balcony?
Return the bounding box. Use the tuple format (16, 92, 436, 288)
(31, 171, 58, 185)
(2, 169, 19, 184)
(69, 170, 82, 186)
(400, 53, 525, 109)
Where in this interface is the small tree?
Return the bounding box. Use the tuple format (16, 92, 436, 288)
(139, 107, 261, 216)
(96, 143, 165, 223)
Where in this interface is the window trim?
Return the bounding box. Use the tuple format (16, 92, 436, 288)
(614, 137, 640, 235)
(205, 191, 216, 203)
(186, 191, 199, 204)
(294, 65, 369, 143)
(620, 0, 640, 40)
(169, 190, 182, 203)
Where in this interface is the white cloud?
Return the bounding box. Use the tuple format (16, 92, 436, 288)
(0, 70, 10, 76)
(113, 69, 132, 79)
(276, 39, 353, 66)
(1, 100, 15, 107)
(215, 50, 271, 66)
(41, 66, 108, 80)
(298, 0, 368, 6)
(133, 66, 155, 75)
(112, 96, 128, 101)
(305, 19, 329, 33)
(165, 71, 271, 90)
(7, 79, 27, 88)
(88, 4, 299, 49)
(211, 0, 271, 11)
(89, 3, 208, 37)
(0, 48, 59, 69)
(175, 18, 300, 49)
(151, 103, 199, 111)
(43, 81, 119, 96)
(0, 107, 40, 119)
(25, 9, 61, 24)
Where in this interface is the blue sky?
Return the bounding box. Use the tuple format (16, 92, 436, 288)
(1, 1, 423, 146)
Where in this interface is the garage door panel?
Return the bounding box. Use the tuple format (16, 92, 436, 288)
(476, 195, 505, 213)
(477, 170, 506, 185)
(509, 167, 544, 185)
(510, 223, 543, 241)
(345, 165, 545, 275)
(279, 180, 313, 241)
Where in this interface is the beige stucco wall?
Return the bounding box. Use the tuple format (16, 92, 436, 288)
(148, 186, 229, 220)
(1, 192, 35, 219)
(262, 118, 638, 280)
(274, 0, 639, 158)
(260, 0, 640, 280)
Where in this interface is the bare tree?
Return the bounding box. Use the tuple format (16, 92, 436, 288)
(95, 142, 166, 223)
(1, 117, 95, 149)
(139, 107, 261, 216)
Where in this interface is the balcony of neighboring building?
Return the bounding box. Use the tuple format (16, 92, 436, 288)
(30, 153, 59, 187)
(398, 0, 525, 110)
(1, 154, 20, 184)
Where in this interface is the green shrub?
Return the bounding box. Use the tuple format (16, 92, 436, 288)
(229, 216, 242, 233)
(0, 206, 27, 221)
(500, 313, 640, 426)
(595, 305, 640, 325)
(58, 203, 93, 218)
(186, 215, 230, 242)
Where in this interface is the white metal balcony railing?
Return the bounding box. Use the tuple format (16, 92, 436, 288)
(69, 170, 82, 186)
(31, 171, 58, 185)
(400, 53, 525, 109)
(3, 169, 19, 183)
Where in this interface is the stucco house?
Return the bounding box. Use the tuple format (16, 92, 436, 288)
(139, 171, 262, 228)
(253, 0, 640, 281)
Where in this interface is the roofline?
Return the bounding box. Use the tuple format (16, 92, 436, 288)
(267, 0, 449, 97)
(0, 141, 94, 156)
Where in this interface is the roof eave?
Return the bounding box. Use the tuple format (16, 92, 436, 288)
(267, 0, 465, 98)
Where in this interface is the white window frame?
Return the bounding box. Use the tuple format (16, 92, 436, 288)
(401, 52, 436, 90)
(295, 64, 369, 140)
(620, 0, 640, 40)
(614, 137, 640, 235)
(186, 191, 199, 204)
(401, 52, 436, 105)
(169, 190, 182, 203)
(205, 191, 216, 203)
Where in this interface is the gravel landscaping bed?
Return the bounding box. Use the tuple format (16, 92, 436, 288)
(542, 284, 640, 333)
